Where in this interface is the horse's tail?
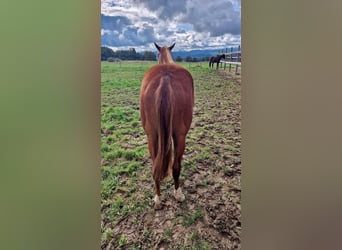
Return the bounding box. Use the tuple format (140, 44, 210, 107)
(153, 75, 174, 182)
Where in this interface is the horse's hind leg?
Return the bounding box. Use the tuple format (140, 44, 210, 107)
(172, 134, 186, 202)
(147, 134, 163, 209)
(153, 179, 162, 209)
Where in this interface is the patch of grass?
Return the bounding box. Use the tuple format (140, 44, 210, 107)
(183, 158, 196, 173)
(101, 160, 142, 203)
(103, 148, 145, 162)
(101, 175, 119, 200)
(101, 229, 114, 243)
(193, 239, 211, 250)
(223, 165, 232, 175)
(143, 230, 152, 241)
(118, 234, 127, 247)
(101, 142, 111, 152)
(102, 106, 138, 125)
(132, 245, 142, 250)
(143, 189, 153, 200)
(188, 232, 211, 250)
(224, 144, 239, 152)
(104, 197, 148, 222)
(196, 179, 209, 188)
(112, 196, 124, 212)
(182, 207, 204, 227)
(101, 161, 142, 180)
(113, 130, 123, 138)
(191, 147, 211, 163)
(164, 228, 172, 239)
(189, 231, 197, 241)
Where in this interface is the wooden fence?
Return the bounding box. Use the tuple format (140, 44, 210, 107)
(218, 45, 241, 74)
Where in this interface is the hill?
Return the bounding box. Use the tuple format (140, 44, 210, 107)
(171, 47, 241, 60)
(171, 49, 220, 59)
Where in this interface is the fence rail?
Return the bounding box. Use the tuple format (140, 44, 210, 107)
(218, 45, 241, 74)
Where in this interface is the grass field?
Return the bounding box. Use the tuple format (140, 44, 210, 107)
(101, 60, 241, 249)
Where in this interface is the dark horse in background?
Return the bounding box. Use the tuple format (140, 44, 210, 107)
(209, 54, 226, 69)
(140, 42, 194, 209)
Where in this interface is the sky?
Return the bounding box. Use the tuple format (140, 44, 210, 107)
(101, 0, 241, 52)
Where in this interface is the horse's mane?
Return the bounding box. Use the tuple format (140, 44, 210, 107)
(158, 47, 174, 64)
(155, 42, 175, 64)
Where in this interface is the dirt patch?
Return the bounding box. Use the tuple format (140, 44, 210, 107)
(101, 66, 241, 249)
(217, 67, 241, 84)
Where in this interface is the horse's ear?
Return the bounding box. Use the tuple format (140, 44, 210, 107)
(154, 42, 161, 51)
(169, 43, 176, 51)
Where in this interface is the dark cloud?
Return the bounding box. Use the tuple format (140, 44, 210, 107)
(134, 0, 240, 37)
(134, 0, 187, 19)
(176, 29, 187, 34)
(182, 0, 240, 36)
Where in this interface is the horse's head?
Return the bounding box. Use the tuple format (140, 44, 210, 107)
(221, 54, 226, 59)
(154, 42, 175, 64)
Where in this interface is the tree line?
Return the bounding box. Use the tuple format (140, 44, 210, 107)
(101, 46, 210, 62)
(175, 56, 210, 62)
(101, 46, 156, 61)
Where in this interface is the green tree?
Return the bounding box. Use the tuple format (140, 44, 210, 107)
(142, 51, 156, 61)
(175, 56, 183, 62)
(115, 50, 129, 60)
(101, 46, 115, 61)
(185, 56, 193, 62)
(128, 48, 142, 60)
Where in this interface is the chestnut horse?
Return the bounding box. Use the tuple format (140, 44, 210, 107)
(209, 54, 226, 69)
(140, 43, 194, 209)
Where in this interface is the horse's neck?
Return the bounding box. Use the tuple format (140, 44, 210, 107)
(159, 51, 174, 64)
(159, 58, 174, 64)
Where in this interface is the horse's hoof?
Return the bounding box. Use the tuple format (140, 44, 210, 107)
(174, 188, 185, 202)
(154, 202, 163, 210)
(154, 195, 162, 209)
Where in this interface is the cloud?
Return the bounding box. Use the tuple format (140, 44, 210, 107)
(134, 0, 187, 19)
(182, 0, 240, 36)
(137, 24, 156, 43)
(101, 14, 131, 31)
(101, 0, 241, 51)
(137, 0, 240, 36)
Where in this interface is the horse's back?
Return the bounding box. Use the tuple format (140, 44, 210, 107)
(140, 64, 194, 133)
(141, 64, 193, 104)
(142, 64, 193, 88)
